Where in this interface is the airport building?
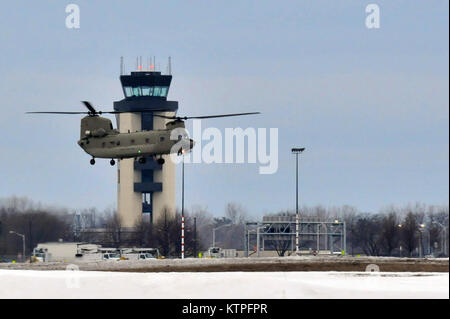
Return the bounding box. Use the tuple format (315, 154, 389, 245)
(113, 65, 178, 227)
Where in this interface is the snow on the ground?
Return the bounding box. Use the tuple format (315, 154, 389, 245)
(0, 270, 448, 299)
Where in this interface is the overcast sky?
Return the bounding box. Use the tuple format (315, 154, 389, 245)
(0, 1, 448, 217)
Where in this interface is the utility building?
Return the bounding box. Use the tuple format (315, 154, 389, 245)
(113, 67, 178, 228)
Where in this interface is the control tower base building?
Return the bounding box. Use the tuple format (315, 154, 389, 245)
(113, 69, 178, 228)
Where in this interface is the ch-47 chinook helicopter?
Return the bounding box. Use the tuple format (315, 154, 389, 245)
(27, 101, 260, 166)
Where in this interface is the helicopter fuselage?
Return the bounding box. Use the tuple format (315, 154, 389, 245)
(77, 115, 193, 160)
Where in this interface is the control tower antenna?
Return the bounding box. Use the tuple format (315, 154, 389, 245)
(168, 56, 172, 75)
(136, 56, 138, 70)
(120, 56, 124, 75)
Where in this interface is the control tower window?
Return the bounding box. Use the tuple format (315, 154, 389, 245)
(124, 86, 133, 97)
(153, 86, 161, 97)
(125, 86, 168, 97)
(160, 87, 168, 97)
(141, 86, 151, 96)
(132, 87, 142, 96)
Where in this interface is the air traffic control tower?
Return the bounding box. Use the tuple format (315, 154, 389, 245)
(113, 65, 178, 228)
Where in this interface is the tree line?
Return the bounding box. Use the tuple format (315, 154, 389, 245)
(0, 196, 448, 260)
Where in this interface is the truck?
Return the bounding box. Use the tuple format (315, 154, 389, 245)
(220, 249, 238, 258)
(203, 247, 238, 258)
(119, 248, 160, 260)
(32, 242, 92, 262)
(205, 247, 221, 258)
(32, 242, 120, 262)
(77, 248, 121, 261)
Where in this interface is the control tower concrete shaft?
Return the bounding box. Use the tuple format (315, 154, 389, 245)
(113, 70, 178, 228)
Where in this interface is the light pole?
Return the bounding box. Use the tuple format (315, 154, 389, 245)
(419, 224, 431, 256)
(417, 224, 428, 258)
(9, 231, 26, 263)
(193, 217, 197, 258)
(292, 147, 305, 254)
(432, 221, 447, 256)
(212, 223, 232, 248)
(343, 221, 347, 255)
(398, 224, 403, 257)
(245, 222, 257, 257)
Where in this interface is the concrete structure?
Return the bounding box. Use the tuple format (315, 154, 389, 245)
(113, 68, 178, 227)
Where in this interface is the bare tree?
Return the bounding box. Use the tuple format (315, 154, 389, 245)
(354, 214, 383, 256)
(153, 208, 176, 257)
(226, 203, 248, 225)
(190, 206, 214, 251)
(380, 211, 400, 256)
(105, 213, 123, 247)
(401, 211, 418, 257)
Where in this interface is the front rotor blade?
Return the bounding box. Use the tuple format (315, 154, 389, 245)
(81, 101, 97, 113)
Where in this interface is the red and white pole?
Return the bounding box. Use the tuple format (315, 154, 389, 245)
(295, 213, 299, 253)
(181, 153, 185, 259)
(181, 215, 185, 259)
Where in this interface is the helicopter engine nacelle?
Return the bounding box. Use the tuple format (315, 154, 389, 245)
(80, 116, 113, 139)
(91, 128, 107, 137)
(165, 120, 185, 130)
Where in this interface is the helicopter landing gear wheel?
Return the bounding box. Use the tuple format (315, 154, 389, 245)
(138, 157, 146, 164)
(157, 157, 165, 165)
(90, 158, 95, 165)
(110, 159, 115, 166)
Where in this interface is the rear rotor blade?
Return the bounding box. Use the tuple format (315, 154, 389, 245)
(184, 112, 260, 119)
(153, 112, 261, 120)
